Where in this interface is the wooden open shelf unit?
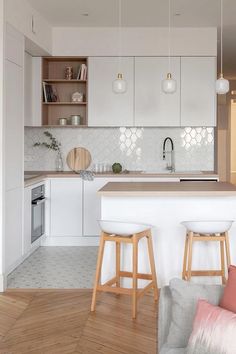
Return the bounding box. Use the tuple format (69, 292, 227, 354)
(42, 57, 88, 127)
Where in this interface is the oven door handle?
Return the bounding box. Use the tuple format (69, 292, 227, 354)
(32, 198, 46, 206)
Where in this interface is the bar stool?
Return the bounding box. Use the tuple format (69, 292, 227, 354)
(91, 220, 158, 319)
(181, 220, 233, 284)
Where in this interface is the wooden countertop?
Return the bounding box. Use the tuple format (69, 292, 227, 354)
(24, 170, 218, 187)
(98, 182, 236, 197)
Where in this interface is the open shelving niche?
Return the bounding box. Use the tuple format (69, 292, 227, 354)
(42, 57, 88, 127)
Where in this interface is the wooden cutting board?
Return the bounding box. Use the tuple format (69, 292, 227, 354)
(66, 147, 92, 171)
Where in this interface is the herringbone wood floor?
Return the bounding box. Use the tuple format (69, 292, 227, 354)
(0, 290, 157, 354)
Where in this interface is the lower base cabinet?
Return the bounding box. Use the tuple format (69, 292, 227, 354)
(5, 188, 23, 272)
(50, 178, 83, 237)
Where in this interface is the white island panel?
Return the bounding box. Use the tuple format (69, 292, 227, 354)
(100, 195, 236, 287)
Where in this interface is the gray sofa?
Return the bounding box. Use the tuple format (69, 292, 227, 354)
(158, 284, 223, 354)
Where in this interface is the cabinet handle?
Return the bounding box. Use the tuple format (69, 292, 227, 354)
(31, 15, 36, 34)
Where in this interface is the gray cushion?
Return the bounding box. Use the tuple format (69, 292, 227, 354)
(166, 278, 223, 348)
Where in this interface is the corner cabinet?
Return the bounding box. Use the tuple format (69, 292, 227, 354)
(181, 57, 216, 127)
(135, 57, 181, 126)
(88, 57, 134, 126)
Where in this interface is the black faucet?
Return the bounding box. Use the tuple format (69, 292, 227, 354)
(162, 137, 175, 172)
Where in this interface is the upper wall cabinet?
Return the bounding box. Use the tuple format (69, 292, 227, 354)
(135, 57, 181, 127)
(181, 57, 216, 127)
(88, 57, 134, 127)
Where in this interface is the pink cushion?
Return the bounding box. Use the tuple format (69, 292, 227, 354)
(220, 265, 236, 313)
(187, 300, 236, 354)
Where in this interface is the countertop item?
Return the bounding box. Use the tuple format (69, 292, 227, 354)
(66, 147, 92, 171)
(98, 182, 236, 197)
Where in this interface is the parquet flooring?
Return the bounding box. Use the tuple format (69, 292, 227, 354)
(0, 290, 157, 354)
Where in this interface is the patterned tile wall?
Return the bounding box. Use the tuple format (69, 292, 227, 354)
(24, 127, 215, 172)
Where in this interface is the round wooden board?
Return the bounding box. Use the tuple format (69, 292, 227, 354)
(66, 147, 92, 171)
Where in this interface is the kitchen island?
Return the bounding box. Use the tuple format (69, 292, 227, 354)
(98, 182, 236, 287)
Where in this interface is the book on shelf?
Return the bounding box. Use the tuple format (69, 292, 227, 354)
(43, 82, 59, 102)
(77, 64, 87, 80)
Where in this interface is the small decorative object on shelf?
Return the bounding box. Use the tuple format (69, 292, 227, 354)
(59, 118, 68, 126)
(33, 131, 64, 171)
(72, 92, 83, 103)
(65, 66, 73, 80)
(70, 115, 81, 125)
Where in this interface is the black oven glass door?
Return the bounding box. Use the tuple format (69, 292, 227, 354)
(31, 198, 45, 243)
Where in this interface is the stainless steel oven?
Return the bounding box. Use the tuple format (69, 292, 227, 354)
(31, 185, 45, 243)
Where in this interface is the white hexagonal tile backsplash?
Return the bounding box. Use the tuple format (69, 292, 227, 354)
(25, 127, 214, 172)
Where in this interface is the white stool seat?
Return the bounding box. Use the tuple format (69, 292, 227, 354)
(99, 220, 152, 237)
(181, 220, 233, 234)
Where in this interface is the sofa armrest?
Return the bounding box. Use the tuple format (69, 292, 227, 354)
(158, 286, 172, 353)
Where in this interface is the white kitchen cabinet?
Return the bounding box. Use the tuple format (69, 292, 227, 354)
(24, 53, 42, 126)
(181, 57, 216, 127)
(135, 57, 181, 126)
(5, 189, 23, 273)
(4, 25, 24, 275)
(24, 186, 32, 255)
(6, 0, 52, 55)
(83, 177, 180, 236)
(88, 57, 134, 127)
(50, 179, 83, 237)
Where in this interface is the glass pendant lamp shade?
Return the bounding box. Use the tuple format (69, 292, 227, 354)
(162, 73, 177, 94)
(112, 73, 127, 93)
(216, 74, 229, 94)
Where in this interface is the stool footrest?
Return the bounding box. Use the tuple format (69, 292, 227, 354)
(193, 236, 226, 241)
(97, 281, 155, 298)
(97, 285, 132, 295)
(188, 270, 224, 277)
(119, 271, 153, 280)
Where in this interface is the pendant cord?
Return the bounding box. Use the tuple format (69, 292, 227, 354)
(168, 0, 171, 73)
(220, 0, 223, 75)
(118, 0, 122, 73)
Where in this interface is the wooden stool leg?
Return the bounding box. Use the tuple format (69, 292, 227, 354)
(225, 231, 231, 271)
(147, 230, 158, 301)
(182, 233, 189, 280)
(91, 232, 106, 312)
(132, 235, 138, 319)
(187, 232, 194, 281)
(220, 240, 226, 285)
(116, 241, 121, 288)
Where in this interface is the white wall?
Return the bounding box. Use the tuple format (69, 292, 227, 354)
(6, 0, 52, 54)
(53, 27, 217, 56)
(0, 0, 5, 291)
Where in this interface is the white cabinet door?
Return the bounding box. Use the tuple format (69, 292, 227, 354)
(23, 186, 32, 255)
(50, 179, 83, 237)
(181, 57, 216, 127)
(135, 57, 181, 126)
(5, 60, 24, 191)
(5, 188, 23, 272)
(88, 57, 134, 127)
(5, 24, 24, 67)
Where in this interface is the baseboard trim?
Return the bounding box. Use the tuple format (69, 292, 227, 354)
(41, 236, 100, 246)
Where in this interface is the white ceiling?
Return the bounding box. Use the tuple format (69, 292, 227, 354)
(27, 0, 236, 77)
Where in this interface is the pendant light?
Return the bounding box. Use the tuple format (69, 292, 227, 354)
(216, 0, 229, 94)
(162, 0, 177, 94)
(113, 0, 127, 94)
